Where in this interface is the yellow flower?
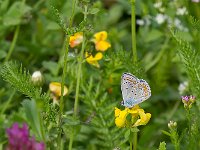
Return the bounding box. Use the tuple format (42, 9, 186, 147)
(85, 52, 103, 68)
(93, 31, 111, 51)
(114, 105, 151, 128)
(49, 82, 68, 97)
(133, 109, 151, 127)
(115, 107, 129, 128)
(69, 32, 83, 48)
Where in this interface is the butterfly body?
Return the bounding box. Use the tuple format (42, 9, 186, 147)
(121, 73, 151, 108)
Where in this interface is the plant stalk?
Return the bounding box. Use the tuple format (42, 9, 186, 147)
(4, 25, 20, 62)
(133, 131, 137, 150)
(68, 5, 87, 150)
(58, 0, 77, 149)
(131, 0, 137, 63)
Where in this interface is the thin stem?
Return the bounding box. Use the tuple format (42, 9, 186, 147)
(131, 0, 137, 63)
(186, 109, 191, 134)
(58, 0, 77, 148)
(4, 25, 20, 62)
(133, 131, 137, 150)
(130, 140, 133, 150)
(0, 90, 16, 115)
(68, 5, 88, 150)
(4, 0, 26, 62)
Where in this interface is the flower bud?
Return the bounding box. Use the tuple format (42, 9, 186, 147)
(31, 71, 44, 87)
(181, 95, 196, 109)
(168, 120, 177, 129)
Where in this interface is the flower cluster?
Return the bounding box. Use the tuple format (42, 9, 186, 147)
(114, 105, 151, 128)
(86, 31, 111, 68)
(168, 120, 177, 130)
(69, 31, 111, 68)
(6, 123, 45, 150)
(181, 95, 196, 109)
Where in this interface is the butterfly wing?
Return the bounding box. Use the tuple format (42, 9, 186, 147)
(121, 73, 139, 108)
(121, 73, 151, 108)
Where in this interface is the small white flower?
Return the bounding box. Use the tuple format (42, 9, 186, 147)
(155, 14, 167, 24)
(176, 7, 188, 15)
(192, 0, 200, 3)
(68, 52, 75, 57)
(136, 19, 145, 26)
(159, 7, 165, 13)
(153, 2, 162, 8)
(178, 81, 188, 95)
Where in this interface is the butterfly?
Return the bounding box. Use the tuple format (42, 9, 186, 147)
(121, 72, 151, 108)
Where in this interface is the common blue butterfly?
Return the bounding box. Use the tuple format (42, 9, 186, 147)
(121, 73, 151, 108)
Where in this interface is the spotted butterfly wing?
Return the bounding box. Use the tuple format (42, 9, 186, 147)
(121, 73, 151, 108)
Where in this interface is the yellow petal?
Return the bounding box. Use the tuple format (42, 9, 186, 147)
(133, 111, 151, 127)
(85, 52, 103, 68)
(115, 107, 121, 117)
(115, 108, 129, 128)
(49, 82, 68, 97)
(94, 31, 108, 42)
(69, 32, 83, 48)
(95, 41, 111, 51)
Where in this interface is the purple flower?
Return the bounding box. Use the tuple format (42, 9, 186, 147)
(6, 123, 45, 150)
(181, 96, 189, 102)
(181, 95, 196, 109)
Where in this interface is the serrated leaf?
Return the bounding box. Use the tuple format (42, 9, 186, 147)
(63, 115, 81, 126)
(158, 141, 166, 150)
(161, 130, 171, 136)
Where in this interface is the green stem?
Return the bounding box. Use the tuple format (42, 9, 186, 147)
(0, 90, 16, 115)
(130, 140, 133, 150)
(58, 0, 77, 148)
(186, 109, 191, 134)
(68, 5, 88, 150)
(133, 131, 137, 150)
(4, 25, 20, 62)
(131, 0, 137, 63)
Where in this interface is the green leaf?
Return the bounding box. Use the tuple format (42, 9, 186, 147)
(0, 0, 9, 14)
(145, 29, 163, 42)
(161, 130, 171, 137)
(22, 99, 44, 140)
(124, 129, 130, 140)
(0, 51, 7, 60)
(42, 61, 58, 76)
(3, 2, 31, 26)
(46, 21, 60, 30)
(131, 127, 140, 133)
(157, 141, 166, 150)
(89, 8, 100, 14)
(106, 4, 123, 25)
(63, 115, 81, 126)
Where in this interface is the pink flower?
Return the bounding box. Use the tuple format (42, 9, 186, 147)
(6, 123, 45, 150)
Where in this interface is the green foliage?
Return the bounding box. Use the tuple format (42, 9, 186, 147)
(1, 61, 49, 102)
(22, 99, 44, 141)
(0, 0, 200, 149)
(78, 77, 128, 149)
(158, 141, 166, 150)
(171, 24, 200, 108)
